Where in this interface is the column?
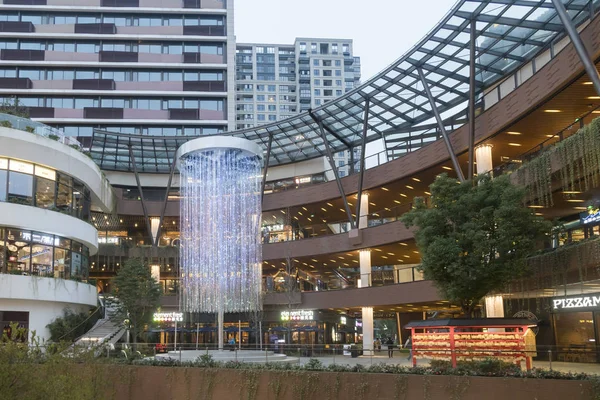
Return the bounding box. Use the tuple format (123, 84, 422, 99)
(362, 306, 374, 355)
(150, 217, 160, 244)
(359, 249, 371, 288)
(359, 193, 369, 229)
(475, 144, 493, 176)
(485, 295, 505, 332)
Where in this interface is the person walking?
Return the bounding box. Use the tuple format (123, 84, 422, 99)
(404, 336, 412, 361)
(386, 337, 394, 358)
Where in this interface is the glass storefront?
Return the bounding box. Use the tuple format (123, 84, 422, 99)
(0, 157, 91, 221)
(0, 227, 89, 279)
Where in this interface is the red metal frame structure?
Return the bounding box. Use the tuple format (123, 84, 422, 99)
(405, 319, 537, 370)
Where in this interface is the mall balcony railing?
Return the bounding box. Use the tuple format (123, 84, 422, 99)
(0, 113, 82, 149)
(263, 266, 423, 294)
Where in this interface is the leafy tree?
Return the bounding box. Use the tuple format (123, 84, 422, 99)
(112, 258, 161, 348)
(401, 174, 551, 317)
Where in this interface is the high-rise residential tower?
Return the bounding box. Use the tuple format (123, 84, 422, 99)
(0, 0, 235, 146)
(235, 38, 360, 131)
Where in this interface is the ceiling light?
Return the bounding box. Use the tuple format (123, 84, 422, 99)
(506, 131, 521, 135)
(281, 210, 286, 214)
(574, 207, 588, 210)
(394, 200, 401, 204)
(381, 187, 389, 191)
(412, 177, 421, 182)
(563, 191, 582, 194)
(302, 207, 307, 211)
(545, 134, 557, 138)
(387, 252, 395, 256)
(321, 207, 327, 212)
(403, 255, 410, 258)
(442, 166, 452, 171)
(544, 109, 561, 113)
(327, 202, 334, 207)
(339, 208, 345, 212)
(508, 143, 522, 147)
(566, 199, 585, 203)
(587, 96, 600, 100)
(583, 81, 594, 85)
(400, 243, 408, 246)
(381, 256, 388, 259)
(374, 249, 382, 252)
(406, 185, 414, 189)
(400, 193, 407, 198)
(534, 213, 543, 216)
(424, 191, 431, 195)
(298, 211, 303, 215)
(528, 205, 544, 208)
(369, 202, 376, 206)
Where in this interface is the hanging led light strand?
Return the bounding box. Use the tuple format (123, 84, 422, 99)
(178, 138, 263, 313)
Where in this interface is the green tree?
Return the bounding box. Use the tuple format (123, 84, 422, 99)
(46, 308, 100, 342)
(112, 258, 161, 348)
(401, 174, 551, 317)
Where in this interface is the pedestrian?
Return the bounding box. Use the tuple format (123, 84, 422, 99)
(228, 336, 235, 351)
(375, 338, 381, 352)
(386, 337, 394, 358)
(404, 336, 412, 361)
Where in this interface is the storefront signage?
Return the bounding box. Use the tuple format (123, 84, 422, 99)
(295, 176, 311, 185)
(264, 224, 284, 232)
(340, 316, 347, 325)
(581, 207, 600, 225)
(9, 160, 33, 174)
(34, 165, 56, 181)
(553, 294, 600, 311)
(20, 232, 57, 246)
(281, 310, 313, 321)
(153, 312, 183, 322)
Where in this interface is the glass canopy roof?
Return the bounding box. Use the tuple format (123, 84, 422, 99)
(91, 0, 598, 173)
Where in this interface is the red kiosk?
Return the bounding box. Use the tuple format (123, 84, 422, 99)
(405, 318, 537, 370)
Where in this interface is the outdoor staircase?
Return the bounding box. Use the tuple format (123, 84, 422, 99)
(73, 297, 125, 349)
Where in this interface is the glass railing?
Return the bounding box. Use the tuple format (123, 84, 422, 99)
(0, 113, 82, 149)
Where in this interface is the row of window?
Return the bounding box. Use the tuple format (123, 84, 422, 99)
(237, 74, 296, 82)
(0, 40, 224, 55)
(237, 84, 296, 93)
(57, 125, 226, 137)
(313, 69, 343, 77)
(0, 68, 224, 82)
(1, 96, 225, 111)
(0, 158, 91, 222)
(314, 89, 344, 96)
(298, 42, 350, 55)
(313, 59, 343, 67)
(313, 79, 343, 87)
(0, 227, 90, 280)
(237, 104, 297, 112)
(0, 12, 225, 27)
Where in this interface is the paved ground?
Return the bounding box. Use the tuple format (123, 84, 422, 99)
(295, 352, 600, 374)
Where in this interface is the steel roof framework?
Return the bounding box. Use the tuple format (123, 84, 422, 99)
(90, 0, 598, 173)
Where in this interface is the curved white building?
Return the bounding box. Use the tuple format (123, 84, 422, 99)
(0, 125, 114, 342)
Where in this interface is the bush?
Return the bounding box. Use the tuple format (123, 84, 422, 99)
(304, 358, 324, 371)
(0, 120, 12, 128)
(48, 134, 60, 141)
(24, 126, 35, 133)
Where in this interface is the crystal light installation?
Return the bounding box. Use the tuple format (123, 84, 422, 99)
(178, 138, 263, 316)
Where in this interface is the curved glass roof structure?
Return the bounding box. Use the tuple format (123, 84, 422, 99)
(91, 0, 598, 173)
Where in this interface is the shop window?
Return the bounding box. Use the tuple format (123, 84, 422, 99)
(31, 243, 53, 277)
(0, 169, 6, 202)
(56, 174, 73, 215)
(8, 171, 33, 206)
(54, 247, 70, 279)
(5, 229, 31, 274)
(34, 176, 55, 210)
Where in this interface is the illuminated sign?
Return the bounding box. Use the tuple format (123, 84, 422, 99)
(581, 206, 600, 225)
(9, 160, 33, 174)
(553, 294, 600, 311)
(340, 316, 347, 325)
(153, 312, 183, 322)
(281, 310, 314, 321)
(34, 165, 56, 181)
(21, 232, 57, 246)
(295, 176, 311, 185)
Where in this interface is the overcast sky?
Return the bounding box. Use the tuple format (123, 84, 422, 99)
(234, 0, 457, 81)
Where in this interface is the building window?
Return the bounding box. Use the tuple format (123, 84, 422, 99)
(332, 44, 338, 54)
(257, 85, 265, 91)
(267, 95, 276, 102)
(268, 115, 277, 121)
(313, 69, 320, 76)
(343, 43, 349, 53)
(323, 70, 332, 77)
(257, 104, 265, 111)
(314, 79, 320, 86)
(268, 85, 276, 92)
(324, 89, 333, 96)
(311, 43, 317, 53)
(313, 59, 319, 66)
(257, 95, 265, 101)
(335, 60, 341, 67)
(336, 90, 343, 96)
(299, 42, 306, 52)
(336, 80, 342, 86)
(315, 99, 321, 105)
(257, 114, 265, 121)
(335, 70, 342, 76)
(314, 89, 321, 96)
(268, 105, 276, 111)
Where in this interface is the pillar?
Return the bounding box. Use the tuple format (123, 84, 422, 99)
(359, 249, 371, 288)
(150, 217, 160, 244)
(485, 295, 505, 332)
(359, 193, 369, 229)
(475, 144, 493, 176)
(217, 309, 224, 351)
(362, 306, 374, 354)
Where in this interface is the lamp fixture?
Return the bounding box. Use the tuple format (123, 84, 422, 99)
(543, 109, 561, 113)
(508, 143, 522, 147)
(506, 131, 521, 135)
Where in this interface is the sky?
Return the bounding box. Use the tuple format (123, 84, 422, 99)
(234, 0, 457, 81)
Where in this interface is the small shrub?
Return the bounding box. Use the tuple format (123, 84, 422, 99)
(48, 134, 60, 141)
(196, 353, 218, 368)
(304, 358, 324, 371)
(0, 120, 12, 128)
(24, 126, 35, 133)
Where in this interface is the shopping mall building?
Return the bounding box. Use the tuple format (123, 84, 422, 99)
(3, 0, 600, 360)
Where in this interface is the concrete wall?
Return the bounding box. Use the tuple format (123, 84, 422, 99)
(0, 274, 97, 342)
